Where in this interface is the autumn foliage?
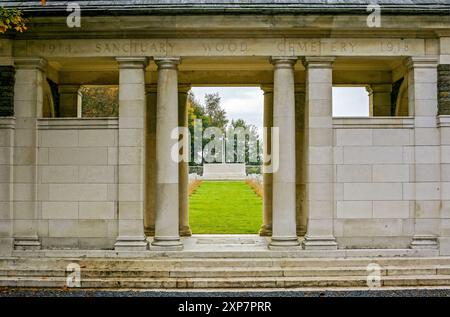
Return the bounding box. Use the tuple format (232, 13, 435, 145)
(0, 7, 27, 34)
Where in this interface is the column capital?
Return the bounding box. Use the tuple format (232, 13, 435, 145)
(145, 84, 158, 94)
(260, 84, 273, 94)
(14, 57, 47, 71)
(178, 84, 191, 94)
(116, 57, 149, 69)
(405, 56, 438, 70)
(270, 57, 297, 69)
(154, 57, 181, 70)
(302, 57, 335, 68)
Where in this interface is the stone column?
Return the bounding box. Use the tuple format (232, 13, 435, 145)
(144, 84, 157, 236)
(371, 84, 392, 116)
(58, 85, 80, 117)
(151, 57, 183, 250)
(407, 57, 440, 249)
(302, 57, 338, 250)
(260, 85, 273, 236)
(115, 57, 148, 251)
(13, 58, 47, 250)
(269, 57, 300, 249)
(295, 85, 307, 236)
(178, 84, 192, 236)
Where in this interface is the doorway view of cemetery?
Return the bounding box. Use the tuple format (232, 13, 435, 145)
(79, 85, 369, 235)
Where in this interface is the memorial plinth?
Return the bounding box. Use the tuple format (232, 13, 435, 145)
(202, 163, 246, 180)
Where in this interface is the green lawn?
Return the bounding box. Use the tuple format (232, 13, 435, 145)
(189, 181, 262, 234)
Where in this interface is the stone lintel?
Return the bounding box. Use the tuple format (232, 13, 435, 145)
(260, 84, 273, 94)
(58, 85, 81, 94)
(370, 83, 393, 93)
(178, 84, 192, 94)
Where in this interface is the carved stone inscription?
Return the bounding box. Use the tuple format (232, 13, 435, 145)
(21, 38, 424, 57)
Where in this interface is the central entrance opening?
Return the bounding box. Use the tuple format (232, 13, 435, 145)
(187, 86, 264, 234)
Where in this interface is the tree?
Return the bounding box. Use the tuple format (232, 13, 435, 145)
(0, 7, 27, 34)
(204, 93, 228, 130)
(80, 86, 119, 117)
(0, 1, 49, 34)
(227, 119, 261, 165)
(187, 91, 261, 166)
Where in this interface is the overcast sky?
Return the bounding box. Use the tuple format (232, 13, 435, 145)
(191, 86, 369, 135)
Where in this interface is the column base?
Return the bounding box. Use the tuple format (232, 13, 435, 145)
(150, 236, 183, 251)
(411, 235, 439, 249)
(114, 236, 148, 251)
(179, 226, 192, 237)
(144, 226, 155, 237)
(302, 235, 338, 250)
(259, 224, 272, 237)
(14, 237, 41, 250)
(268, 236, 301, 250)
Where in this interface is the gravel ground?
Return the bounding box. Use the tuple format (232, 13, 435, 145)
(1, 288, 450, 297)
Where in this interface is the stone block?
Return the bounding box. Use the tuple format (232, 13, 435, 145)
(337, 164, 372, 183)
(41, 166, 78, 184)
(79, 202, 116, 220)
(78, 130, 117, 147)
(342, 219, 403, 237)
(337, 201, 372, 219)
(414, 183, 441, 200)
(344, 183, 402, 201)
(79, 166, 115, 184)
(308, 164, 333, 183)
(40, 130, 78, 147)
(343, 146, 403, 164)
(49, 147, 108, 165)
(372, 201, 410, 218)
(335, 129, 372, 146)
(118, 184, 143, 202)
(13, 202, 36, 220)
(48, 220, 79, 237)
(372, 164, 409, 182)
(42, 202, 78, 220)
(415, 146, 440, 164)
(415, 164, 441, 182)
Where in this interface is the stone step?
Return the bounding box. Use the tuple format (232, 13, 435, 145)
(1, 275, 450, 289)
(3, 257, 450, 269)
(0, 265, 448, 278)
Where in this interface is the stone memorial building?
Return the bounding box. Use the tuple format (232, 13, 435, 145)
(1, 0, 450, 288)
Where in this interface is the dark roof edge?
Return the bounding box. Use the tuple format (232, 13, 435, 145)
(2, 4, 450, 16)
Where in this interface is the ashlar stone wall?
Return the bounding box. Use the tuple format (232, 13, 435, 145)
(333, 118, 415, 249)
(37, 118, 119, 249)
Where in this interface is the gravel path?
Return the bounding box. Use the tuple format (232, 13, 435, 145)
(1, 288, 450, 297)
